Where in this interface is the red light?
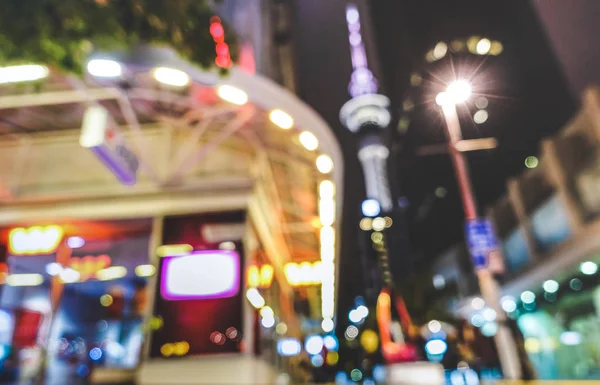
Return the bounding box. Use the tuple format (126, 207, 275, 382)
(210, 16, 221, 24)
(216, 42, 229, 56)
(210, 23, 224, 40)
(215, 56, 231, 68)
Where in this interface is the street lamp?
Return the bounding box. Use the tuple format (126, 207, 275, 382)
(436, 80, 522, 380)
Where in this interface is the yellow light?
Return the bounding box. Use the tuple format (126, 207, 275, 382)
(320, 226, 335, 262)
(284, 262, 323, 286)
(9, 225, 63, 255)
(524, 338, 541, 354)
(100, 294, 114, 307)
(276, 323, 288, 335)
(153, 67, 190, 87)
(490, 41, 504, 55)
(260, 306, 274, 319)
(319, 199, 335, 227)
(161, 343, 175, 357)
(359, 218, 373, 231)
(0, 64, 49, 84)
(217, 85, 248, 105)
(260, 264, 274, 288)
(246, 288, 265, 309)
(156, 244, 193, 257)
(6, 274, 43, 287)
(150, 316, 164, 331)
(360, 329, 379, 353)
(473, 110, 488, 124)
(476, 38, 492, 55)
(326, 351, 339, 365)
(371, 232, 383, 243)
(322, 318, 334, 332)
(384, 217, 393, 228)
(174, 341, 190, 356)
(446, 80, 472, 104)
(247, 266, 260, 288)
(299, 131, 319, 151)
(135, 264, 156, 277)
(316, 155, 334, 174)
(467, 36, 481, 54)
(525, 156, 539, 169)
(96, 266, 127, 281)
(319, 180, 335, 199)
(269, 109, 294, 129)
(372, 217, 386, 232)
(432, 42, 448, 60)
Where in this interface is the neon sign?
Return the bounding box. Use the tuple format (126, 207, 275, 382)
(69, 254, 112, 281)
(284, 262, 323, 286)
(9, 225, 63, 255)
(247, 265, 274, 289)
(161, 250, 240, 300)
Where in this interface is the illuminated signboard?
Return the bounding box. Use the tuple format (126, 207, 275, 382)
(161, 250, 240, 300)
(80, 105, 139, 185)
(246, 264, 274, 289)
(284, 262, 323, 286)
(69, 254, 112, 281)
(9, 225, 63, 255)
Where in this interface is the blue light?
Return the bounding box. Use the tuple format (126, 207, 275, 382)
(324, 335, 339, 351)
(89, 347, 103, 361)
(311, 354, 324, 367)
(277, 338, 301, 357)
(0, 345, 8, 361)
(335, 371, 349, 384)
(372, 365, 386, 383)
(305, 335, 324, 355)
(362, 199, 381, 217)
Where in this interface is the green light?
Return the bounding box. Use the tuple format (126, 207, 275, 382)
(525, 156, 539, 169)
(350, 369, 363, 382)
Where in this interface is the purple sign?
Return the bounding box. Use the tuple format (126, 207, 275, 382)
(80, 105, 139, 185)
(160, 250, 240, 300)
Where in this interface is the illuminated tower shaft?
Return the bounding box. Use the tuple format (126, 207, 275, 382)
(340, 4, 393, 213)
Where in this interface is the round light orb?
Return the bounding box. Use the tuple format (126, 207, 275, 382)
(446, 80, 472, 104)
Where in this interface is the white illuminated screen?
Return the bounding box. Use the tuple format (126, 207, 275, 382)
(161, 250, 240, 300)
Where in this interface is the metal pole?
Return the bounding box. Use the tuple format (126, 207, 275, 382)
(441, 104, 523, 380)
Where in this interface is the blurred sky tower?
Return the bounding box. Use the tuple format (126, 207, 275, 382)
(339, 4, 393, 215)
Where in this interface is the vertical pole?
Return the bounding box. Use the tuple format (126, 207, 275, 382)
(441, 104, 523, 380)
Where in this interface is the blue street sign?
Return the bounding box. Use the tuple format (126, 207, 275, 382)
(465, 219, 499, 269)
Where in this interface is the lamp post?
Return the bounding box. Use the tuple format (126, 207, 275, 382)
(437, 80, 522, 380)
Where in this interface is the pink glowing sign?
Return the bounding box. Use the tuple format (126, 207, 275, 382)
(160, 250, 240, 300)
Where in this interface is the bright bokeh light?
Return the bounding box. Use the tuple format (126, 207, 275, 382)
(356, 305, 369, 319)
(217, 85, 248, 105)
(153, 67, 190, 87)
(9, 225, 63, 255)
(260, 306, 274, 319)
(305, 335, 324, 355)
(425, 339, 448, 355)
(60, 268, 81, 283)
(428, 320, 442, 333)
(475, 96, 489, 109)
(560, 331, 582, 346)
(135, 264, 156, 277)
(372, 217, 386, 232)
(481, 322, 498, 337)
(446, 80, 472, 104)
(524, 156, 539, 169)
(284, 262, 322, 286)
(320, 180, 335, 199)
(299, 131, 319, 151)
(359, 217, 373, 231)
(471, 297, 485, 310)
(87, 59, 122, 78)
(0, 64, 49, 84)
(100, 294, 113, 307)
(269, 109, 294, 129)
(316, 154, 334, 174)
(350, 369, 363, 382)
(543, 280, 559, 293)
(46, 263, 63, 277)
(483, 308, 497, 322)
(319, 198, 335, 227)
(521, 291, 536, 304)
(435, 92, 449, 107)
(324, 335, 339, 351)
(261, 316, 275, 328)
(476, 38, 492, 55)
(277, 338, 301, 356)
(501, 297, 517, 313)
(433, 274, 446, 289)
(433, 42, 448, 60)
(581, 261, 598, 275)
(361, 199, 381, 217)
(66, 236, 85, 249)
(490, 41, 504, 55)
(570, 278, 583, 290)
(311, 355, 324, 367)
(326, 351, 339, 365)
(96, 266, 127, 281)
(89, 347, 103, 361)
(246, 288, 265, 309)
(276, 323, 288, 335)
(6, 274, 43, 287)
(470, 314, 484, 328)
(360, 329, 379, 353)
(348, 309, 362, 323)
(156, 244, 193, 257)
(345, 325, 359, 340)
(473, 109, 488, 124)
(322, 318, 335, 332)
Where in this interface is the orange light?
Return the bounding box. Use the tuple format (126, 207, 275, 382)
(70, 254, 112, 281)
(247, 265, 274, 289)
(9, 225, 63, 255)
